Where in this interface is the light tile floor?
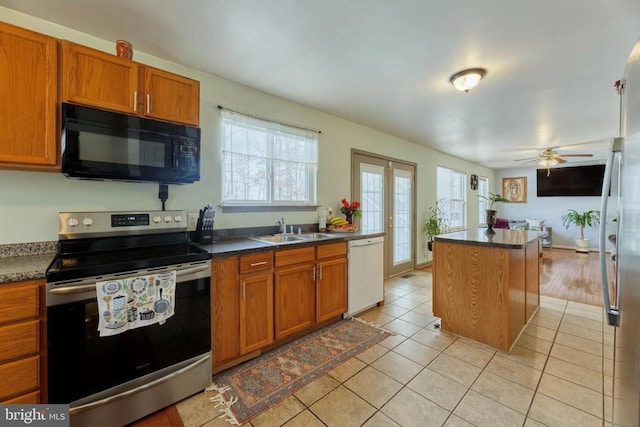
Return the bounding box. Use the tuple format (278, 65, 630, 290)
(177, 270, 611, 427)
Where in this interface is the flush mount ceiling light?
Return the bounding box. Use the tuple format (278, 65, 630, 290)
(449, 68, 487, 93)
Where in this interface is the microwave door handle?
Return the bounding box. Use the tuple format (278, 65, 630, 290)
(599, 138, 621, 326)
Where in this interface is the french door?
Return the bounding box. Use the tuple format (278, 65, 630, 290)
(352, 151, 416, 277)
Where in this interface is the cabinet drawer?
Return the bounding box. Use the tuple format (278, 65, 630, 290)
(275, 246, 315, 268)
(0, 320, 39, 363)
(0, 356, 39, 401)
(317, 242, 347, 259)
(0, 281, 39, 324)
(239, 252, 273, 274)
(2, 390, 40, 404)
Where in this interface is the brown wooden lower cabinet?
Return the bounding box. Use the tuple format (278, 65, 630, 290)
(316, 244, 348, 323)
(274, 261, 316, 339)
(0, 279, 45, 403)
(239, 270, 274, 353)
(0, 356, 40, 401)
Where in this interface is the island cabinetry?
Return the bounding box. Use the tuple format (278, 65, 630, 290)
(525, 242, 540, 322)
(315, 242, 347, 322)
(62, 40, 199, 126)
(238, 252, 274, 354)
(0, 279, 45, 403)
(0, 22, 58, 170)
(433, 229, 540, 353)
(274, 246, 316, 339)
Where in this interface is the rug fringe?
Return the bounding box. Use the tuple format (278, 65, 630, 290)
(205, 383, 240, 425)
(351, 316, 395, 335)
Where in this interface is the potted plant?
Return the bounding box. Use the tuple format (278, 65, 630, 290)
(423, 202, 449, 251)
(478, 192, 510, 233)
(561, 209, 601, 253)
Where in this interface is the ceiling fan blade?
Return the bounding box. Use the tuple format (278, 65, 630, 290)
(555, 157, 568, 164)
(519, 159, 540, 165)
(557, 153, 593, 157)
(515, 157, 538, 162)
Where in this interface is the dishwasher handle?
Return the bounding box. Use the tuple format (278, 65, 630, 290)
(349, 237, 384, 248)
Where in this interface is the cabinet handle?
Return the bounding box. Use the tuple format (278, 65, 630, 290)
(146, 93, 150, 113)
(133, 91, 137, 112)
(320, 265, 323, 280)
(242, 281, 246, 299)
(250, 261, 267, 267)
(312, 266, 316, 281)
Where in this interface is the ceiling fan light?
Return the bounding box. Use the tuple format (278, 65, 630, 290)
(449, 68, 487, 92)
(538, 158, 558, 167)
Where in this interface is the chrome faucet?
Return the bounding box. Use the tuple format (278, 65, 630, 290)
(275, 217, 286, 234)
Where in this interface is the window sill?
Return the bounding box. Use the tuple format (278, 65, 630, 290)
(219, 204, 320, 213)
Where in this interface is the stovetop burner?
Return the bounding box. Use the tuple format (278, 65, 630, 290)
(46, 210, 212, 283)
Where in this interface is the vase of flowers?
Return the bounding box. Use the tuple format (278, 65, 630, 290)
(340, 199, 362, 224)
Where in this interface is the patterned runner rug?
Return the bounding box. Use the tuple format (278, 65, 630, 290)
(206, 318, 390, 425)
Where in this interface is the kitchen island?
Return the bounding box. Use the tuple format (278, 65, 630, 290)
(432, 229, 543, 353)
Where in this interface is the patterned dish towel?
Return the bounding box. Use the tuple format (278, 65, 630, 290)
(96, 271, 176, 337)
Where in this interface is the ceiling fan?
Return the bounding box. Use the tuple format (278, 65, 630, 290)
(516, 148, 594, 176)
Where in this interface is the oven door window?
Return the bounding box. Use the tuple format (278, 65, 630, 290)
(47, 278, 210, 404)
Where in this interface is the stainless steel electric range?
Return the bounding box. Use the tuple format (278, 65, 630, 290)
(46, 210, 212, 427)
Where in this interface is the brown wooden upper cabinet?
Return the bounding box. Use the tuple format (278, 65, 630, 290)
(0, 22, 58, 170)
(61, 40, 200, 126)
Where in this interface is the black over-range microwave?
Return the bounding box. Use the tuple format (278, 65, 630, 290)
(61, 103, 201, 184)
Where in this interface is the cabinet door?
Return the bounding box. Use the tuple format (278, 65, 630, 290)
(239, 273, 273, 354)
(211, 257, 240, 366)
(0, 23, 58, 169)
(61, 40, 138, 114)
(316, 257, 347, 322)
(274, 263, 315, 339)
(144, 66, 200, 126)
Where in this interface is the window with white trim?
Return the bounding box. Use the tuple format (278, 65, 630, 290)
(221, 110, 318, 206)
(478, 176, 489, 225)
(436, 166, 466, 230)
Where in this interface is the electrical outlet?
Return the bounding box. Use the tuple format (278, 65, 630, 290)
(187, 212, 198, 231)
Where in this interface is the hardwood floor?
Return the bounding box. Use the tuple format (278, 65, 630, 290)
(539, 247, 615, 306)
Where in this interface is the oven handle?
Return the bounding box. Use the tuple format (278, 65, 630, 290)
(70, 353, 211, 415)
(49, 264, 210, 295)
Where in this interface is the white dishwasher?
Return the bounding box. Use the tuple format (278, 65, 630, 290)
(346, 236, 384, 317)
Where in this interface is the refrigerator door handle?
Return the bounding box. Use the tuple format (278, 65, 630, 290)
(599, 137, 622, 327)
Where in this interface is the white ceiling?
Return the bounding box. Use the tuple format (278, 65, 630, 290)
(2, 0, 639, 169)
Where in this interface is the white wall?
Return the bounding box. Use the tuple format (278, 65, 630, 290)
(495, 167, 614, 251)
(0, 7, 494, 265)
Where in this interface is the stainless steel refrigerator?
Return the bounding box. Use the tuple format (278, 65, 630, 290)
(600, 38, 640, 426)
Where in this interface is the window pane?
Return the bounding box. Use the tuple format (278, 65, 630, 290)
(360, 164, 384, 233)
(478, 177, 488, 224)
(221, 110, 318, 205)
(394, 170, 412, 265)
(437, 166, 466, 230)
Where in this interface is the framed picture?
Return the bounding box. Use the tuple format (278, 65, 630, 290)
(502, 177, 527, 203)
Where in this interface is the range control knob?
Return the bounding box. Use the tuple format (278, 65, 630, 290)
(66, 217, 79, 227)
(82, 217, 94, 227)
(164, 215, 172, 223)
(174, 215, 183, 223)
(153, 215, 162, 224)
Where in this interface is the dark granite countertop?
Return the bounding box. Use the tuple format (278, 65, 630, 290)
(196, 231, 385, 257)
(1, 232, 385, 284)
(434, 229, 545, 249)
(0, 242, 56, 284)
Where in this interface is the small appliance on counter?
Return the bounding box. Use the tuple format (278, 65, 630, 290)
(195, 204, 215, 243)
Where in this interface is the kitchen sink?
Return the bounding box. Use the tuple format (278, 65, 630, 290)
(249, 234, 306, 244)
(296, 233, 334, 240)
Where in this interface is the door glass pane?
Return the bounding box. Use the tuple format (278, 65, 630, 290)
(360, 163, 384, 233)
(393, 169, 412, 265)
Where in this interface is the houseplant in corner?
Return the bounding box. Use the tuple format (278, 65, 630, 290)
(423, 202, 449, 251)
(479, 192, 510, 233)
(561, 209, 601, 253)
